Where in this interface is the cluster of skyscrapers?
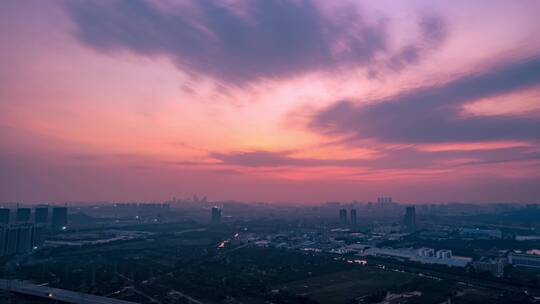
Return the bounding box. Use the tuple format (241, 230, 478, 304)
(0, 206, 68, 257)
(337, 203, 416, 229)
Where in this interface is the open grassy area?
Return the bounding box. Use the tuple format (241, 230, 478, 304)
(276, 268, 415, 304)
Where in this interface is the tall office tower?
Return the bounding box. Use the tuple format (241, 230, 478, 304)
(34, 206, 49, 224)
(0, 208, 9, 224)
(211, 206, 222, 223)
(16, 225, 33, 254)
(339, 209, 347, 226)
(51, 207, 68, 231)
(350, 209, 357, 226)
(404, 206, 416, 229)
(16, 208, 31, 222)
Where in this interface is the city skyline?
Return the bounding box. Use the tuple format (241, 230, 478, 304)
(1, 0, 540, 203)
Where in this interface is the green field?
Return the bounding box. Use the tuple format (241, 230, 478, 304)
(277, 268, 415, 304)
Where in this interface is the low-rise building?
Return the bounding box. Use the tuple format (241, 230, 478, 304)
(436, 249, 452, 259)
(515, 235, 540, 241)
(460, 228, 502, 239)
(361, 246, 471, 267)
(509, 253, 540, 268)
(417, 247, 435, 257)
(473, 258, 505, 277)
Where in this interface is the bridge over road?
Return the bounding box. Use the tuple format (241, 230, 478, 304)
(0, 279, 138, 304)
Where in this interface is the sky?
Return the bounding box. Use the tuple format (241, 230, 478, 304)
(1, 0, 540, 204)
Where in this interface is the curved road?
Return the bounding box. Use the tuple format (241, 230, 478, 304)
(0, 279, 138, 304)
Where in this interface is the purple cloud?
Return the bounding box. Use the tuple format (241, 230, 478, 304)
(387, 15, 447, 71)
(64, 0, 444, 83)
(310, 56, 540, 144)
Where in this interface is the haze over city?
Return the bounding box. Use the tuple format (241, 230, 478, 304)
(3, 1, 540, 304)
(2, 0, 540, 204)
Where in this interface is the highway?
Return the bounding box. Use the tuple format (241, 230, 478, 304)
(0, 279, 139, 304)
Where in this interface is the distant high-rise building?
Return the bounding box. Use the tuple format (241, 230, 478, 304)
(5, 227, 18, 255)
(0, 209, 9, 224)
(34, 207, 49, 224)
(404, 206, 416, 229)
(51, 207, 68, 231)
(16, 208, 31, 222)
(211, 206, 222, 223)
(377, 197, 393, 205)
(350, 209, 357, 226)
(31, 225, 46, 248)
(0, 228, 6, 256)
(339, 209, 347, 226)
(16, 225, 32, 253)
(0, 224, 45, 256)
